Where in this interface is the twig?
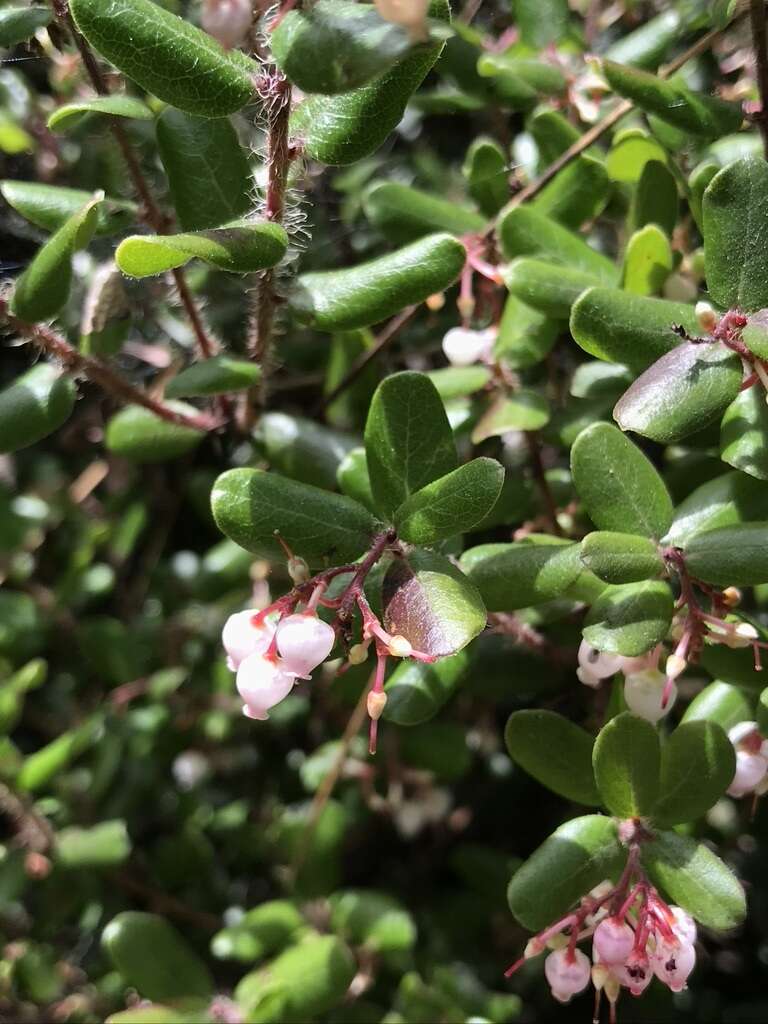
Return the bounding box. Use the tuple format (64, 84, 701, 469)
(0, 300, 218, 432)
(523, 430, 562, 536)
(112, 870, 221, 930)
(53, 3, 217, 359)
(319, 305, 418, 413)
(495, 22, 733, 218)
(751, 0, 768, 158)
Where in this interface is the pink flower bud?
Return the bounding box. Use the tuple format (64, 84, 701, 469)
(624, 669, 676, 723)
(615, 952, 652, 996)
(276, 612, 336, 678)
(578, 640, 623, 679)
(593, 916, 635, 965)
(236, 653, 296, 720)
(222, 609, 276, 671)
(669, 906, 697, 946)
(727, 749, 768, 797)
(201, 0, 252, 49)
(652, 939, 696, 992)
(544, 947, 591, 1003)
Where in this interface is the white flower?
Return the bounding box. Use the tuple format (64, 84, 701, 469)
(236, 653, 296, 720)
(624, 669, 676, 723)
(441, 327, 495, 367)
(276, 612, 336, 678)
(544, 947, 591, 1003)
(222, 609, 277, 671)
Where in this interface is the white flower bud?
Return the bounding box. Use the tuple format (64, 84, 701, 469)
(222, 609, 276, 671)
(694, 300, 718, 334)
(201, 0, 252, 49)
(441, 327, 491, 367)
(578, 640, 623, 679)
(624, 669, 676, 723)
(348, 642, 370, 666)
(388, 634, 413, 658)
(665, 653, 687, 680)
(544, 947, 591, 1003)
(287, 556, 310, 584)
(236, 654, 296, 720)
(276, 612, 336, 678)
(367, 690, 387, 720)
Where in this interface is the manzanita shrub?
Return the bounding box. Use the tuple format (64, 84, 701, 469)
(5, 0, 768, 1021)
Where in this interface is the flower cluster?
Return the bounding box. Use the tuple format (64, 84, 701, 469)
(507, 852, 697, 1020)
(727, 720, 768, 798)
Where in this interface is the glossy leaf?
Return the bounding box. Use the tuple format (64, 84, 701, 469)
(583, 580, 674, 656)
(10, 194, 102, 321)
(663, 470, 768, 545)
(721, 387, 768, 481)
(362, 181, 484, 243)
(384, 649, 469, 725)
(601, 60, 742, 138)
(47, 95, 153, 133)
(476, 54, 566, 106)
(115, 220, 287, 277)
(622, 224, 673, 296)
(394, 458, 504, 545)
(493, 294, 560, 369)
(336, 447, 375, 511)
(211, 467, 380, 567)
(104, 405, 203, 463)
(290, 0, 449, 165)
(70, 0, 257, 117)
(463, 136, 508, 216)
(571, 422, 674, 538)
(682, 680, 753, 732)
(291, 232, 465, 331)
(460, 538, 582, 611)
(629, 159, 679, 237)
(614, 343, 743, 444)
(570, 287, 696, 374)
(0, 180, 135, 235)
(592, 712, 660, 818)
(102, 912, 213, 1002)
(606, 128, 666, 183)
(602, 9, 681, 69)
(0, 6, 51, 46)
(498, 207, 616, 282)
(165, 356, 261, 399)
(503, 258, 599, 318)
(683, 522, 768, 586)
(364, 371, 457, 519)
(382, 548, 487, 658)
(256, 412, 357, 491)
(641, 831, 746, 930)
(528, 106, 580, 165)
(156, 109, 252, 231)
(531, 156, 610, 229)
(703, 156, 768, 312)
(426, 365, 491, 401)
(0, 365, 76, 454)
(471, 391, 550, 442)
(580, 531, 664, 584)
(653, 721, 736, 826)
(271, 1, 418, 94)
(507, 815, 624, 931)
(505, 710, 599, 805)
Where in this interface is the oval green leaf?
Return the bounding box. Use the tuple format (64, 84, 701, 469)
(505, 710, 599, 805)
(652, 721, 736, 826)
(362, 181, 484, 243)
(580, 531, 664, 584)
(47, 95, 153, 133)
(583, 580, 673, 656)
(165, 356, 261, 399)
(0, 365, 76, 454)
(503, 257, 600, 318)
(720, 387, 768, 481)
(0, 180, 135, 235)
(104, 404, 203, 463)
(683, 522, 768, 586)
(682, 680, 753, 732)
(498, 207, 617, 282)
(0, 6, 51, 47)
(384, 649, 469, 725)
(592, 712, 660, 818)
(460, 538, 582, 611)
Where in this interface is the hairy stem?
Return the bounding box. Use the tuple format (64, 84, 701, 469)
(751, 0, 768, 159)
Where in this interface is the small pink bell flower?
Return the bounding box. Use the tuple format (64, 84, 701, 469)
(276, 612, 336, 678)
(236, 652, 296, 720)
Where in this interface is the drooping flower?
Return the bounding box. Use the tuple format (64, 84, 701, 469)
(276, 611, 336, 678)
(222, 609, 277, 671)
(544, 947, 591, 1003)
(235, 653, 296, 720)
(624, 668, 677, 723)
(441, 326, 496, 367)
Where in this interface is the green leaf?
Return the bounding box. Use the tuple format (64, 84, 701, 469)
(394, 458, 504, 545)
(336, 447, 375, 511)
(384, 649, 469, 725)
(580, 532, 664, 584)
(602, 9, 681, 69)
(720, 387, 768, 481)
(683, 522, 768, 586)
(329, 890, 416, 953)
(528, 106, 580, 165)
(399, 721, 471, 780)
(570, 362, 633, 400)
(0, 180, 135, 235)
(115, 220, 287, 277)
(689, 160, 720, 232)
(531, 155, 610, 229)
(210, 901, 302, 963)
(47, 94, 153, 133)
(471, 391, 550, 442)
(291, 232, 465, 331)
(364, 371, 457, 519)
(102, 912, 214, 1002)
(507, 815, 624, 931)
(653, 721, 736, 826)
(493, 294, 560, 369)
(622, 224, 673, 296)
(592, 712, 660, 818)
(165, 356, 260, 399)
(741, 309, 768, 360)
(55, 820, 131, 868)
(570, 287, 697, 374)
(583, 580, 673, 656)
(17, 716, 102, 792)
(629, 159, 679, 236)
(664, 470, 768, 545)
(382, 548, 486, 658)
(614, 343, 743, 444)
(104, 404, 203, 463)
(505, 710, 599, 805)
(463, 136, 509, 217)
(606, 128, 667, 183)
(476, 54, 566, 106)
(498, 207, 617, 282)
(460, 538, 582, 611)
(703, 157, 768, 312)
(80, 261, 130, 356)
(641, 831, 746, 930)
(362, 181, 484, 244)
(0, 6, 51, 47)
(236, 935, 355, 1020)
(255, 412, 357, 491)
(10, 194, 102, 320)
(271, 0, 418, 94)
(211, 467, 380, 566)
(289, 0, 449, 165)
(503, 258, 599, 318)
(425, 366, 491, 401)
(571, 422, 673, 538)
(601, 60, 742, 138)
(324, 329, 379, 430)
(156, 109, 252, 231)
(106, 1005, 208, 1024)
(0, 365, 76, 454)
(70, 0, 257, 117)
(515, 0, 569, 46)
(683, 681, 753, 732)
